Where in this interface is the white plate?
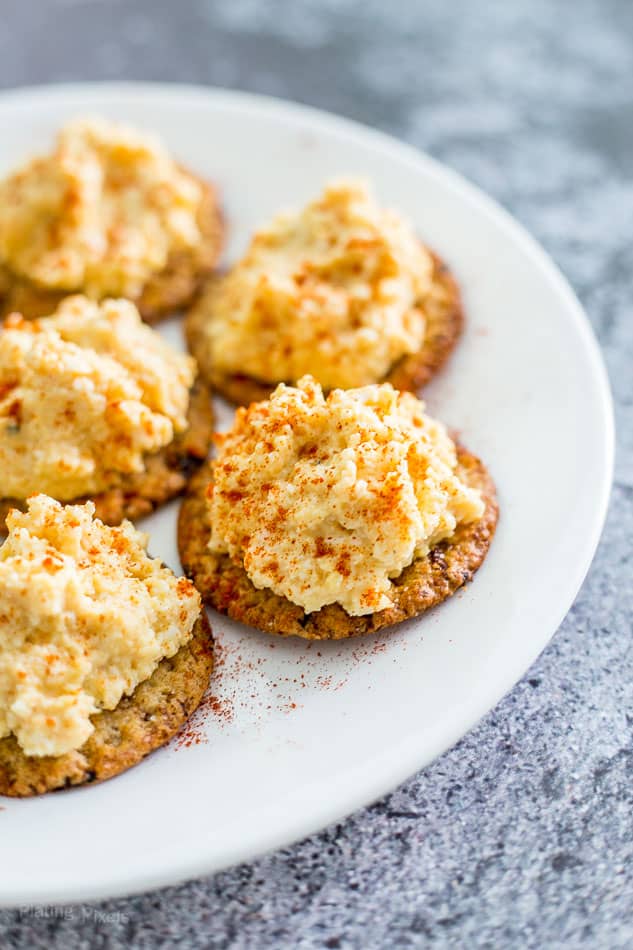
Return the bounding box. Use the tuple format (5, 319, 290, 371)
(0, 83, 613, 907)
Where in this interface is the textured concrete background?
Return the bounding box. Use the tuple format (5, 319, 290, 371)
(0, 1, 631, 947)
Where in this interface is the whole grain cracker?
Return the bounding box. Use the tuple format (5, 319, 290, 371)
(185, 250, 463, 405)
(177, 446, 498, 640)
(0, 612, 214, 797)
(0, 378, 214, 529)
(0, 176, 223, 324)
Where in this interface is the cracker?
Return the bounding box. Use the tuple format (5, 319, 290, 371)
(185, 250, 463, 405)
(137, 178, 224, 324)
(0, 612, 214, 797)
(0, 377, 214, 529)
(177, 446, 498, 640)
(385, 252, 463, 392)
(0, 176, 224, 324)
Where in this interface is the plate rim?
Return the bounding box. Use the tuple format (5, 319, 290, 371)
(0, 81, 615, 907)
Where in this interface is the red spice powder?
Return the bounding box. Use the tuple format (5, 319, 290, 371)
(174, 690, 233, 749)
(174, 619, 404, 750)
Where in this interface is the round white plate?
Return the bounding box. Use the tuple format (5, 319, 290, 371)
(0, 83, 613, 907)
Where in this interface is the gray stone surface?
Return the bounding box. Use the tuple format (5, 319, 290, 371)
(0, 0, 631, 946)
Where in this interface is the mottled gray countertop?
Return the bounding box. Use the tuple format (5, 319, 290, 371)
(0, 1, 631, 947)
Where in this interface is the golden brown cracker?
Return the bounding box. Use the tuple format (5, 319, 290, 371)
(0, 612, 214, 797)
(0, 176, 223, 323)
(177, 446, 498, 640)
(0, 378, 214, 529)
(185, 250, 463, 405)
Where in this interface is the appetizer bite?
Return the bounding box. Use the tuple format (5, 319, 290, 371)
(0, 117, 223, 322)
(187, 180, 462, 404)
(0, 495, 213, 796)
(0, 295, 213, 526)
(179, 376, 497, 639)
